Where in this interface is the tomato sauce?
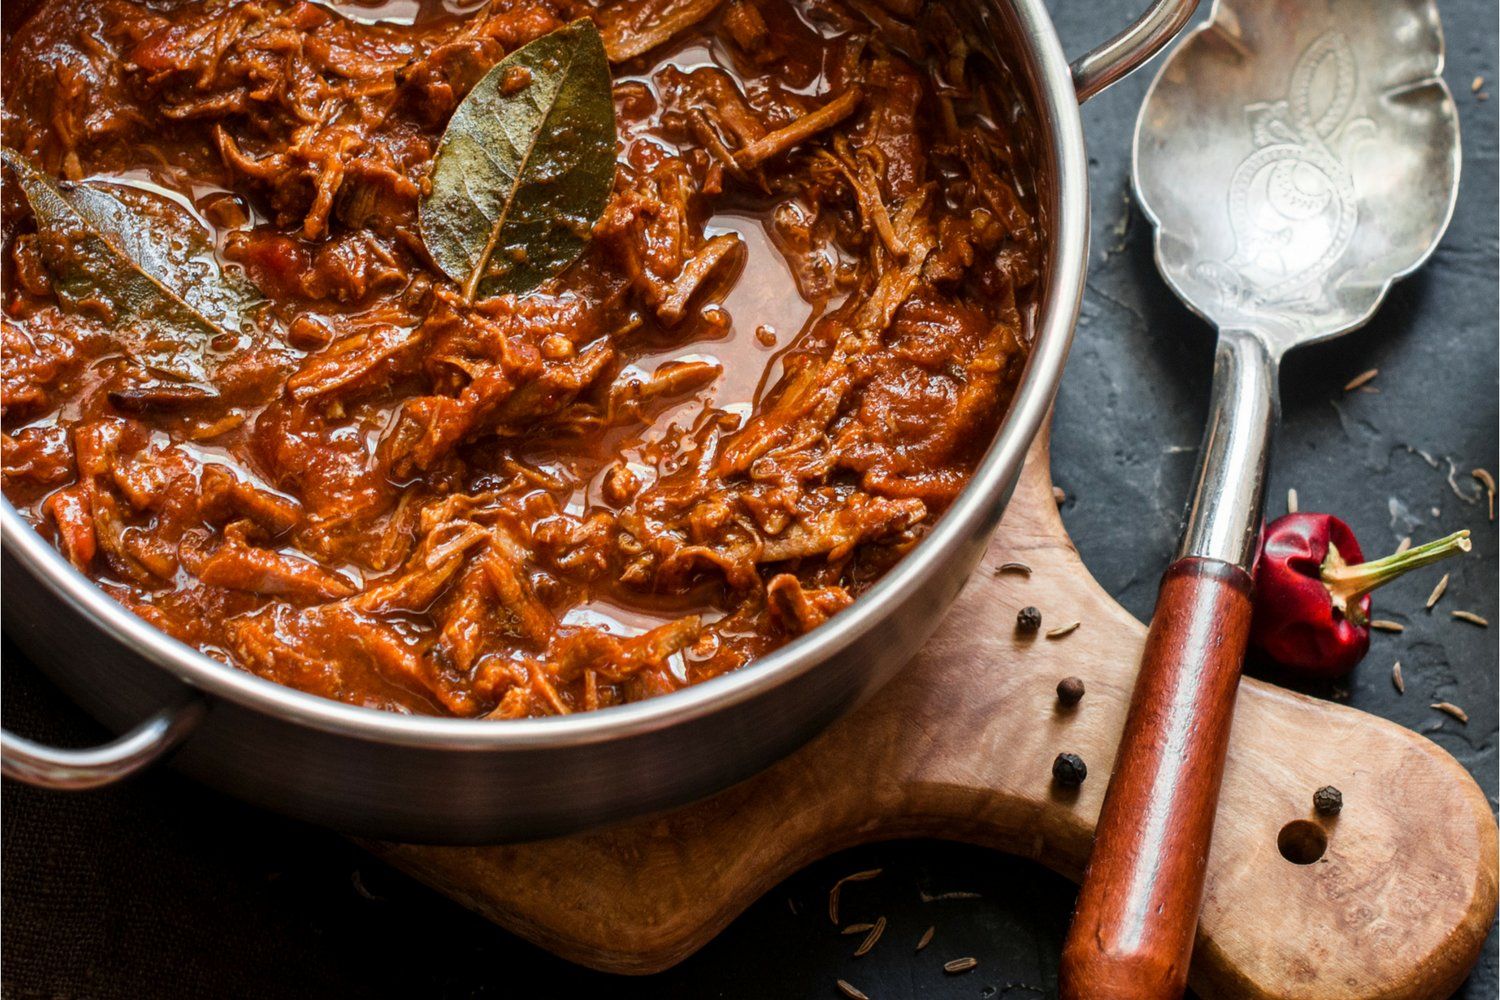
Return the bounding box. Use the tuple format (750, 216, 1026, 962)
(1, 0, 1041, 716)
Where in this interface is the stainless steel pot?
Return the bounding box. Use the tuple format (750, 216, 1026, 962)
(0, 0, 1195, 843)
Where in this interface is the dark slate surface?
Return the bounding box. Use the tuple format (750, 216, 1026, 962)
(3, 0, 1495, 997)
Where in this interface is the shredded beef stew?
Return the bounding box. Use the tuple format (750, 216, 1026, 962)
(0, 0, 1042, 717)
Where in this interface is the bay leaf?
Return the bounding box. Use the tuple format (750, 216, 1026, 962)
(419, 19, 617, 300)
(1, 147, 262, 382)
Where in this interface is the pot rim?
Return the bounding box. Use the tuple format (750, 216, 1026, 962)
(0, 0, 1088, 752)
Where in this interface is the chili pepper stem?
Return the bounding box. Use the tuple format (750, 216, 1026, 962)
(1322, 530, 1472, 626)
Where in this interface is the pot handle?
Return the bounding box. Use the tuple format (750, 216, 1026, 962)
(1, 697, 206, 790)
(1070, 0, 1198, 103)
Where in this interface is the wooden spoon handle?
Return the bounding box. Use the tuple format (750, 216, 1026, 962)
(1059, 556, 1254, 1000)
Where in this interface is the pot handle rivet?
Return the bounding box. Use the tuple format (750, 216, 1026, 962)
(1070, 0, 1198, 103)
(1, 697, 207, 790)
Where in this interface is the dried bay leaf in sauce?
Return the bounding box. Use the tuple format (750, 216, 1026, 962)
(419, 19, 617, 300)
(1, 147, 263, 384)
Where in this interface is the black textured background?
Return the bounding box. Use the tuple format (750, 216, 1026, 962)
(3, 0, 1496, 997)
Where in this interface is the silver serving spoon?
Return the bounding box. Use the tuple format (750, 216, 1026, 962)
(1060, 1, 1460, 997)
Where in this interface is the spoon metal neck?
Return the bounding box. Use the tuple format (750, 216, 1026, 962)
(1176, 328, 1280, 570)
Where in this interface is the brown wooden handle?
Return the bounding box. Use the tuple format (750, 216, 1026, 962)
(1059, 557, 1254, 1000)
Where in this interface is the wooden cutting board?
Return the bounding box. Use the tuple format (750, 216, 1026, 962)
(370, 427, 1498, 1000)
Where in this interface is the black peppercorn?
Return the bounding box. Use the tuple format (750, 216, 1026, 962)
(1052, 752, 1086, 787)
(1016, 606, 1042, 633)
(1313, 785, 1343, 816)
(1056, 676, 1085, 706)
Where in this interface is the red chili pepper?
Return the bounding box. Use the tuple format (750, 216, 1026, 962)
(1250, 513, 1471, 677)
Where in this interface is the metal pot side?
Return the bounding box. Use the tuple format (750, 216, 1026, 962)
(0, 0, 1190, 843)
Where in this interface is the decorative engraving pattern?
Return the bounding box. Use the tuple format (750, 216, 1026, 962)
(1195, 33, 1377, 317)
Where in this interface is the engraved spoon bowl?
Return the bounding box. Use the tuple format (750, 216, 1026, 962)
(1133, 0, 1460, 578)
(1133, 0, 1460, 564)
(1137, 0, 1460, 356)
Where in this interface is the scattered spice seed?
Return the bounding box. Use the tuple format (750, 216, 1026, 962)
(943, 958, 979, 974)
(1046, 621, 1081, 640)
(1451, 610, 1489, 627)
(1056, 676, 1085, 707)
(828, 869, 882, 924)
(918, 890, 981, 902)
(996, 561, 1033, 575)
(842, 923, 875, 935)
(1052, 752, 1087, 787)
(836, 979, 870, 1000)
(1369, 619, 1404, 633)
(1287, 487, 1298, 514)
(1342, 368, 1378, 392)
(1392, 661, 1405, 694)
(1313, 785, 1343, 816)
(1426, 573, 1451, 610)
(1395, 536, 1412, 554)
(1473, 75, 1485, 92)
(1053, 486, 1067, 505)
(1432, 702, 1469, 724)
(852, 916, 886, 957)
(1016, 606, 1042, 633)
(916, 926, 935, 952)
(1473, 469, 1496, 521)
(350, 869, 382, 901)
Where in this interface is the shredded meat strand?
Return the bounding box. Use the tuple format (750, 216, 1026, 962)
(0, 0, 1040, 718)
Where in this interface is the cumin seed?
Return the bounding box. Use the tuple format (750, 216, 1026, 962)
(853, 916, 886, 957)
(1472, 469, 1495, 521)
(1369, 619, 1404, 632)
(1046, 621, 1080, 639)
(350, 869, 380, 901)
(1392, 661, 1405, 694)
(1473, 75, 1486, 93)
(919, 890, 981, 902)
(996, 561, 1033, 575)
(943, 957, 978, 974)
(1425, 573, 1450, 610)
(842, 923, 874, 935)
(836, 980, 869, 1000)
(1342, 368, 1378, 392)
(828, 869, 882, 924)
(916, 925, 935, 952)
(1287, 487, 1298, 513)
(1451, 610, 1489, 627)
(1432, 701, 1469, 724)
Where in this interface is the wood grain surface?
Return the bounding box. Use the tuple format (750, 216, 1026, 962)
(1061, 557, 1255, 1000)
(370, 430, 1498, 1000)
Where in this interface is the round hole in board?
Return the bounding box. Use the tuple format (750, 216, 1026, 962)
(1277, 819, 1328, 864)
